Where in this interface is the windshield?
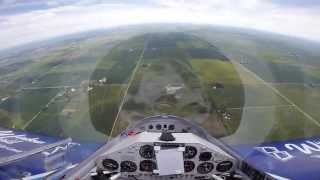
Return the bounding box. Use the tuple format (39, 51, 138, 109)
(0, 1, 320, 179)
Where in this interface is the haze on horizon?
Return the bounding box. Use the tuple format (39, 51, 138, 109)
(1, 0, 320, 50)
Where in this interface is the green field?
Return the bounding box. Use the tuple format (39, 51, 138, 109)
(1, 26, 320, 144)
(88, 85, 126, 134)
(191, 59, 241, 83)
(0, 31, 120, 140)
(107, 33, 245, 137)
(274, 85, 320, 120)
(0, 89, 60, 128)
(26, 94, 67, 136)
(223, 106, 320, 144)
(196, 29, 320, 144)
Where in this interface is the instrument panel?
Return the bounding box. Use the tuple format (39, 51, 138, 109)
(97, 132, 237, 179)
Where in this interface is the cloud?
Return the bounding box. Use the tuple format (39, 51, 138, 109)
(267, 0, 320, 8)
(0, 0, 320, 49)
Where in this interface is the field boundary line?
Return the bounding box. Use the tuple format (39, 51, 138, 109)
(21, 85, 79, 90)
(108, 40, 148, 138)
(268, 82, 320, 87)
(22, 92, 59, 130)
(227, 104, 294, 110)
(232, 60, 320, 127)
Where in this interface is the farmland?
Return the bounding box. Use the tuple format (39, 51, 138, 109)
(0, 25, 320, 144)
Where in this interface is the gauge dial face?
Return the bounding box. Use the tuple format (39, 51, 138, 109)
(102, 159, 119, 171)
(140, 160, 157, 172)
(216, 161, 233, 172)
(139, 145, 155, 159)
(184, 146, 197, 159)
(184, 161, 195, 173)
(168, 124, 175, 130)
(197, 162, 214, 174)
(120, 161, 137, 172)
(199, 152, 212, 161)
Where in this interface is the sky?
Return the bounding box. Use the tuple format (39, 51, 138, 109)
(0, 0, 320, 50)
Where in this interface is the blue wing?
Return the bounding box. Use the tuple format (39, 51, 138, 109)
(230, 136, 320, 179)
(0, 127, 102, 179)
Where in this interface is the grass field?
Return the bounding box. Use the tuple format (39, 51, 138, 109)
(1, 27, 320, 144)
(0, 32, 147, 139)
(274, 85, 320, 121)
(108, 33, 246, 137)
(87, 36, 146, 135)
(26, 95, 67, 136)
(195, 29, 320, 83)
(223, 106, 320, 144)
(191, 59, 241, 83)
(89, 85, 126, 134)
(221, 60, 320, 144)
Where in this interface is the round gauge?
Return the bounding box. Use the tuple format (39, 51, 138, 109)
(102, 159, 119, 171)
(183, 146, 197, 159)
(199, 152, 212, 161)
(216, 161, 233, 172)
(184, 161, 195, 173)
(140, 160, 157, 172)
(120, 161, 137, 172)
(197, 162, 214, 174)
(139, 145, 155, 159)
(156, 124, 162, 130)
(168, 124, 175, 130)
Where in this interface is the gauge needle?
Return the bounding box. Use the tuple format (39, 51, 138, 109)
(211, 174, 224, 180)
(110, 173, 121, 180)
